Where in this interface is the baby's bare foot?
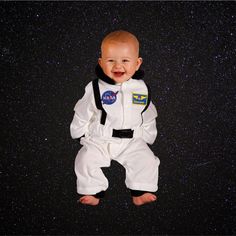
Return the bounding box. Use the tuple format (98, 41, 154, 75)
(132, 193, 157, 206)
(79, 195, 100, 206)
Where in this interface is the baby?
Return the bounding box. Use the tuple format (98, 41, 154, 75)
(70, 30, 160, 206)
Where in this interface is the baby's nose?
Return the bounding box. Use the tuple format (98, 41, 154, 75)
(114, 62, 122, 68)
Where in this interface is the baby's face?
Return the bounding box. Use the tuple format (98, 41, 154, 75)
(98, 41, 142, 83)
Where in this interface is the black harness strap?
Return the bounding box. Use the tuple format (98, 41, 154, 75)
(92, 78, 107, 125)
(141, 83, 151, 124)
(142, 83, 151, 114)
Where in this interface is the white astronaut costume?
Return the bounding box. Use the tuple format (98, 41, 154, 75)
(70, 65, 160, 198)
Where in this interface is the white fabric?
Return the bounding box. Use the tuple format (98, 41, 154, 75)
(70, 78, 158, 144)
(70, 78, 160, 195)
(75, 137, 160, 195)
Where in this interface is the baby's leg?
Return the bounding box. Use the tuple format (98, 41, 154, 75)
(75, 139, 110, 205)
(116, 139, 160, 206)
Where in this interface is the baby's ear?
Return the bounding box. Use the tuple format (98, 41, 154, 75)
(98, 58, 102, 66)
(136, 57, 143, 70)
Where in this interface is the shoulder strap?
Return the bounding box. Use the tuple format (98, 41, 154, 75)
(141, 82, 151, 114)
(140, 82, 151, 125)
(92, 78, 107, 125)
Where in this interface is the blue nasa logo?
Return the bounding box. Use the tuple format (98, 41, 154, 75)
(102, 91, 118, 105)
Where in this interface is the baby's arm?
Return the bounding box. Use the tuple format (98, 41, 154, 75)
(70, 82, 95, 139)
(140, 101, 158, 145)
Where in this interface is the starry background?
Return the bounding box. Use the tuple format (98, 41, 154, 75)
(1, 1, 235, 235)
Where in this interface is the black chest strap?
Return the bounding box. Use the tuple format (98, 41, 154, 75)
(92, 78, 107, 125)
(141, 83, 151, 124)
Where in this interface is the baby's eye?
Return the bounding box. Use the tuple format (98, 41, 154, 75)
(123, 59, 129, 62)
(108, 59, 114, 62)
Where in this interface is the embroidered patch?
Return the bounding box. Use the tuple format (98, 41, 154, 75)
(132, 93, 148, 105)
(102, 91, 119, 105)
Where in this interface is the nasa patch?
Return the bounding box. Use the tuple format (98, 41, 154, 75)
(102, 91, 119, 105)
(132, 93, 148, 105)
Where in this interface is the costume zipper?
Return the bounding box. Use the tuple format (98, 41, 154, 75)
(121, 84, 125, 129)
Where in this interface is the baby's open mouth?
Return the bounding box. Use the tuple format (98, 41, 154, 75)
(113, 72, 125, 77)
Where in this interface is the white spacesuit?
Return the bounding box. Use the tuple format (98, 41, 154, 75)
(70, 65, 160, 197)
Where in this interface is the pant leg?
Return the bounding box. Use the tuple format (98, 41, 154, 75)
(115, 138, 160, 192)
(74, 138, 110, 195)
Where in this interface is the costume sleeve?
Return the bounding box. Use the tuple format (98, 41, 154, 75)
(140, 101, 158, 144)
(70, 82, 95, 139)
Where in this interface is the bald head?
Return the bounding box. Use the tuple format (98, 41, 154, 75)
(98, 30, 143, 83)
(101, 30, 140, 57)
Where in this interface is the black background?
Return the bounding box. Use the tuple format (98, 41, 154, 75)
(1, 1, 235, 235)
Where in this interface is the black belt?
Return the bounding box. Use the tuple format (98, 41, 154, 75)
(112, 129, 134, 138)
